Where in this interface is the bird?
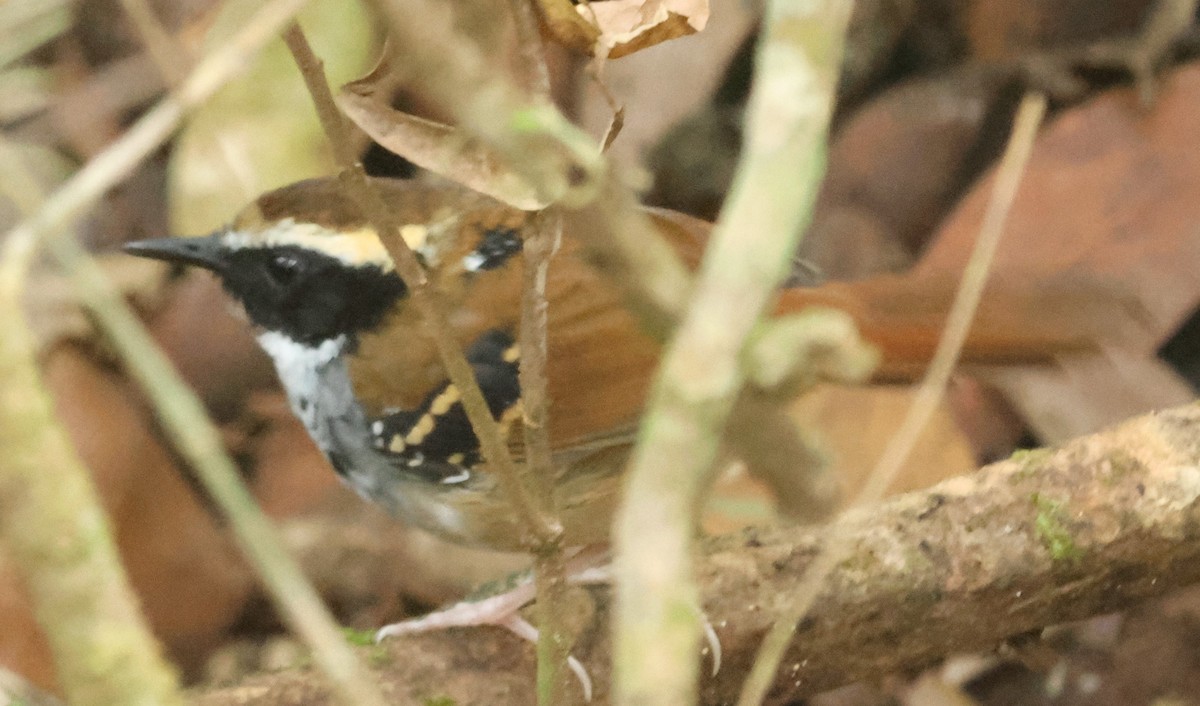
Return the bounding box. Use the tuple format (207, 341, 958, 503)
(124, 176, 1118, 554)
(125, 176, 1130, 695)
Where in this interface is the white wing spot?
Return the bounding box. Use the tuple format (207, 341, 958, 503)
(462, 251, 487, 272)
(441, 469, 471, 485)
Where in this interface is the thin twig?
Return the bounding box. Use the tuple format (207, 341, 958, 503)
(522, 212, 573, 704)
(117, 0, 189, 83)
(517, 209, 561, 532)
(281, 23, 560, 546)
(502, 1, 576, 696)
(0, 0, 311, 269)
(736, 92, 1049, 706)
(489, 2, 575, 695)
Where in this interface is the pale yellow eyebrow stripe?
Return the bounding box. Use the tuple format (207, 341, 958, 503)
(222, 219, 429, 269)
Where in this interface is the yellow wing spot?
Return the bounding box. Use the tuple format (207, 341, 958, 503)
(428, 385, 461, 416)
(502, 344, 520, 364)
(447, 453, 465, 465)
(388, 435, 407, 453)
(405, 414, 436, 446)
(399, 223, 429, 251)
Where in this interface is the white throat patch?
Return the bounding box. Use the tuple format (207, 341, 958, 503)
(258, 331, 345, 370)
(257, 332, 347, 423)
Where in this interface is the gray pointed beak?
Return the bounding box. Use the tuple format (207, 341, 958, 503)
(122, 233, 228, 272)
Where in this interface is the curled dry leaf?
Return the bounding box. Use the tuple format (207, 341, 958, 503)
(338, 57, 546, 210)
(534, 0, 601, 54)
(586, 0, 709, 59)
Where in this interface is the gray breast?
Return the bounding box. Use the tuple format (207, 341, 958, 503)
(256, 332, 393, 495)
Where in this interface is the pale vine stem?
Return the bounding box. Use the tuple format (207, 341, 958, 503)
(0, 137, 187, 706)
(613, 2, 855, 704)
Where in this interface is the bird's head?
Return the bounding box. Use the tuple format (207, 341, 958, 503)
(124, 178, 416, 347)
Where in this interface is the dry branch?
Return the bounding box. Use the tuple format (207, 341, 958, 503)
(193, 402, 1200, 705)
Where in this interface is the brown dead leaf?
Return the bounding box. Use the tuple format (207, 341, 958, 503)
(577, 0, 753, 171)
(794, 384, 978, 499)
(921, 63, 1200, 352)
(42, 347, 254, 679)
(338, 58, 545, 210)
(586, 0, 709, 59)
(924, 62, 1200, 442)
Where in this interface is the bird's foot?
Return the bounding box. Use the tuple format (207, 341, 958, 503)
(374, 555, 723, 698)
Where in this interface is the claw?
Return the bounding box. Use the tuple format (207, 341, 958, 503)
(502, 614, 594, 702)
(701, 615, 723, 676)
(562, 560, 723, 678)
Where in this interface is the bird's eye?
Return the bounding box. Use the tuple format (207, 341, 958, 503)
(265, 253, 303, 287)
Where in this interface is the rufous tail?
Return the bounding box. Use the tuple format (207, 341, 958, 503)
(778, 272, 1145, 382)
